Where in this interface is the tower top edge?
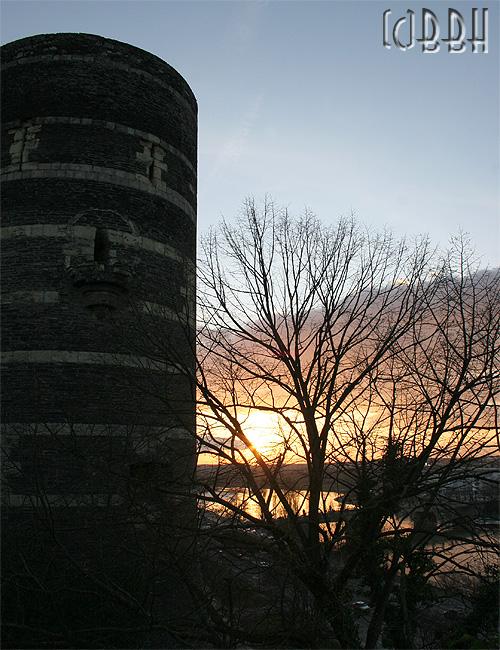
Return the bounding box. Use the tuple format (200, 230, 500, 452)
(1, 32, 197, 108)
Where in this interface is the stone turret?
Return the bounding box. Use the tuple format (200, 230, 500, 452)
(1, 33, 198, 647)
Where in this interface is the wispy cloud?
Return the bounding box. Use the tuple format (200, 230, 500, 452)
(229, 0, 269, 48)
(207, 93, 263, 182)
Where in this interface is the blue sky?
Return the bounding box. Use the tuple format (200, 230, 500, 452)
(1, 0, 498, 266)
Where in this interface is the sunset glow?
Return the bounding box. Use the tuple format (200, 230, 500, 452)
(242, 409, 282, 455)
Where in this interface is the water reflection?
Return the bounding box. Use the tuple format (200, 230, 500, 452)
(200, 490, 498, 575)
(202, 487, 355, 520)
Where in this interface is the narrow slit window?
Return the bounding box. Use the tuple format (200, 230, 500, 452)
(94, 228, 111, 265)
(148, 161, 155, 183)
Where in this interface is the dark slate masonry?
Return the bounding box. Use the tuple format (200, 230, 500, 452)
(1, 34, 197, 543)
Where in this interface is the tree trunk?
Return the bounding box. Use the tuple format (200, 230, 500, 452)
(365, 558, 400, 649)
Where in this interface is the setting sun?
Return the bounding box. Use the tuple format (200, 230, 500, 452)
(242, 409, 282, 454)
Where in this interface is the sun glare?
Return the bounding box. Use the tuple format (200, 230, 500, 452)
(243, 409, 282, 454)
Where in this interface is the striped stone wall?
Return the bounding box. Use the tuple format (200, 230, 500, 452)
(1, 33, 197, 513)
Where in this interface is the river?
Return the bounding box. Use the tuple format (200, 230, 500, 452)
(202, 486, 353, 520)
(200, 487, 498, 575)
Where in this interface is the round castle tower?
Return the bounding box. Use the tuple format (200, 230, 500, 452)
(1, 33, 197, 515)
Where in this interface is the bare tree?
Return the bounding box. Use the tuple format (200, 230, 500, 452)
(190, 200, 499, 648)
(6, 200, 496, 649)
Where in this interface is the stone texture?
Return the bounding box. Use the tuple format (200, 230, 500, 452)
(1, 32, 197, 504)
(1, 36, 199, 646)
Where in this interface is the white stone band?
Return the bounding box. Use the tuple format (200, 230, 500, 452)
(2, 116, 195, 173)
(1, 166, 196, 222)
(2, 494, 125, 507)
(2, 55, 197, 117)
(1, 290, 60, 304)
(1, 422, 192, 440)
(0, 292, 196, 328)
(1, 350, 180, 371)
(1, 224, 194, 267)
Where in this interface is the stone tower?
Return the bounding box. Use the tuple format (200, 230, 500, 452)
(1, 33, 197, 646)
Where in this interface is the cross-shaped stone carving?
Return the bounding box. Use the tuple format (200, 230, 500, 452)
(8, 123, 42, 170)
(137, 140, 167, 191)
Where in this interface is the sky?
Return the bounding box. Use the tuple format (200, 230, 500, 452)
(1, 0, 498, 267)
